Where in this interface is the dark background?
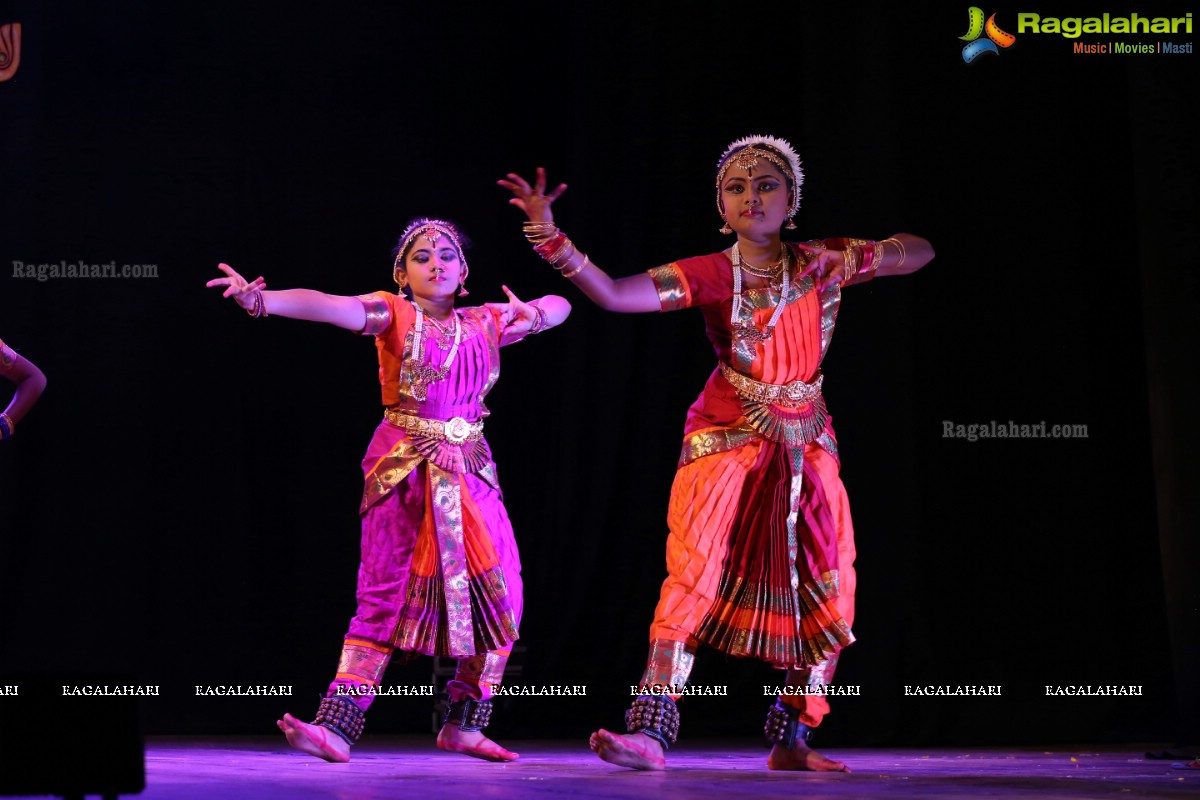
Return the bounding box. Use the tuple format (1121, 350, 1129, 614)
(1, 1, 1196, 749)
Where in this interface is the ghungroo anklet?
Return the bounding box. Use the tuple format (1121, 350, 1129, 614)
(625, 695, 680, 750)
(442, 696, 494, 732)
(314, 696, 366, 745)
(764, 699, 813, 748)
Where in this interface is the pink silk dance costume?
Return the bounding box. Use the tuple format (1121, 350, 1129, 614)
(639, 238, 880, 730)
(316, 291, 527, 742)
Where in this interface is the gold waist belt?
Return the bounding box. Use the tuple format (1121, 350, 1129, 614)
(384, 410, 484, 445)
(719, 362, 823, 408)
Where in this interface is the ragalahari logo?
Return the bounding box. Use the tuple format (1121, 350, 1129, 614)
(960, 8, 1016, 62)
(0, 22, 21, 82)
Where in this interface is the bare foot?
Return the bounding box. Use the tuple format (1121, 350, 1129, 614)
(588, 729, 666, 770)
(767, 741, 850, 772)
(276, 713, 350, 763)
(436, 723, 519, 762)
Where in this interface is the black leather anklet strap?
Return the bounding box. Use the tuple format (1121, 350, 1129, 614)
(764, 699, 813, 748)
(444, 697, 494, 732)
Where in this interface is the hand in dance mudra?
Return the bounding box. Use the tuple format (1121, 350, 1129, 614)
(794, 243, 852, 292)
(206, 263, 267, 311)
(484, 285, 539, 337)
(497, 166, 567, 223)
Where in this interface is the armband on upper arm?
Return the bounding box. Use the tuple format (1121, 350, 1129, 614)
(648, 264, 691, 312)
(357, 294, 391, 336)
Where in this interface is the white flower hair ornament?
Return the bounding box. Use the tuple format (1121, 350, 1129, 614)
(714, 135, 804, 230)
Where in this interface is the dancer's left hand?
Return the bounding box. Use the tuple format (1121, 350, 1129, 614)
(486, 285, 538, 335)
(794, 243, 848, 291)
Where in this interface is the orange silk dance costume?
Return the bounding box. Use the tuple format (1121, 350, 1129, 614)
(641, 238, 879, 728)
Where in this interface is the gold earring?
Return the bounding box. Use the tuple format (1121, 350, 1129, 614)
(719, 222, 733, 234)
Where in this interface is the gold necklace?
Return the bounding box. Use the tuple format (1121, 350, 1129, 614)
(731, 246, 791, 348)
(733, 243, 786, 280)
(423, 311, 457, 350)
(407, 304, 461, 402)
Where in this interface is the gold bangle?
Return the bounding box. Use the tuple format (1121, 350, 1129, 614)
(560, 255, 590, 279)
(523, 221, 558, 242)
(550, 240, 576, 267)
(841, 247, 859, 283)
(547, 238, 574, 266)
(881, 237, 906, 269)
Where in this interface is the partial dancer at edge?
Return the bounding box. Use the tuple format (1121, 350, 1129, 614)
(0, 336, 47, 442)
(499, 135, 933, 771)
(207, 217, 570, 762)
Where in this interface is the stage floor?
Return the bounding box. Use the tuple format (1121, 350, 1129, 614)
(120, 737, 1200, 800)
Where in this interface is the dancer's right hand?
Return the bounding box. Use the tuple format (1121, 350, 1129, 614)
(206, 263, 266, 312)
(497, 167, 567, 223)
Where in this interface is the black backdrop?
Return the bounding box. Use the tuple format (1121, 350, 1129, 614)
(1, 1, 1196, 748)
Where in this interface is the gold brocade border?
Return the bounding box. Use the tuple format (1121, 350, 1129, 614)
(679, 423, 838, 467)
(648, 264, 690, 312)
(456, 651, 511, 688)
(697, 599, 854, 668)
(360, 430, 496, 514)
(638, 639, 697, 689)
(818, 283, 841, 363)
(678, 425, 759, 467)
(393, 570, 517, 657)
(361, 439, 425, 514)
(336, 639, 393, 686)
(430, 464, 474, 656)
(784, 655, 839, 689)
(357, 293, 392, 336)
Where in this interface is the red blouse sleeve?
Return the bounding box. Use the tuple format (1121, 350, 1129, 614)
(647, 252, 731, 312)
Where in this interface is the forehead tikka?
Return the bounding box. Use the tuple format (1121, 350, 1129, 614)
(714, 135, 805, 224)
(393, 221, 467, 276)
(717, 148, 793, 190)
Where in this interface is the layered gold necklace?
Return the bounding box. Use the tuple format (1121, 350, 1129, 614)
(407, 303, 461, 402)
(730, 242, 791, 346)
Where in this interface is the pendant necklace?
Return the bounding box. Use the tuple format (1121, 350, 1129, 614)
(408, 303, 461, 402)
(731, 242, 790, 347)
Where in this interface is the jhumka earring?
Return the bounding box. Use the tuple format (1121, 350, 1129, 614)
(458, 266, 470, 297)
(719, 222, 734, 234)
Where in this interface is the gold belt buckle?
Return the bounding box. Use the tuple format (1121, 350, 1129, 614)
(784, 381, 808, 402)
(444, 416, 472, 445)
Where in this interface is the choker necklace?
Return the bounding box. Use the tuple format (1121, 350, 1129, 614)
(423, 310, 458, 350)
(408, 303, 461, 402)
(731, 243, 791, 348)
(733, 242, 786, 281)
